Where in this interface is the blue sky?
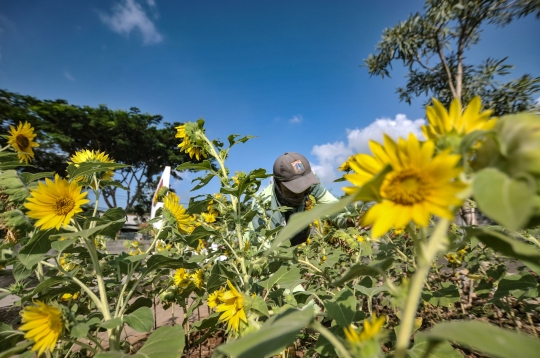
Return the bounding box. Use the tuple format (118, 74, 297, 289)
(1, 0, 539, 206)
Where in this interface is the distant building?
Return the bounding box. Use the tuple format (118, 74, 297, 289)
(117, 214, 150, 241)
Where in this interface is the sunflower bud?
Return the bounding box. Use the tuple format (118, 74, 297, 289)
(496, 113, 540, 180)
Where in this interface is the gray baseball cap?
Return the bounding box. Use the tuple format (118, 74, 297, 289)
(273, 152, 319, 193)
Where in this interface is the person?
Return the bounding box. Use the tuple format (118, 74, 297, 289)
(250, 152, 350, 246)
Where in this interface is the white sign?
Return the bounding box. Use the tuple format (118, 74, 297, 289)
(150, 166, 171, 229)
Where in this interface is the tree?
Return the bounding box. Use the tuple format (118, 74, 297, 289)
(0, 89, 200, 214)
(364, 0, 540, 116)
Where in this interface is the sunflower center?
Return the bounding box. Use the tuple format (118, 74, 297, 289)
(382, 169, 428, 205)
(16, 134, 30, 150)
(53, 196, 76, 216)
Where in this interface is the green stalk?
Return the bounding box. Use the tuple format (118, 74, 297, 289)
(310, 321, 353, 358)
(202, 134, 250, 288)
(83, 187, 119, 350)
(395, 218, 450, 358)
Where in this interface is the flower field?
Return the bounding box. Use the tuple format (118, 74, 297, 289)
(1, 97, 540, 358)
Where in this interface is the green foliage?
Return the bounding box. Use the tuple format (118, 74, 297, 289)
(473, 168, 536, 230)
(424, 321, 540, 358)
(95, 325, 186, 358)
(215, 308, 314, 358)
(0, 89, 202, 213)
(364, 0, 540, 114)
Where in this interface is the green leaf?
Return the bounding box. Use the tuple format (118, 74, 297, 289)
(314, 325, 345, 357)
(51, 239, 77, 252)
(250, 295, 270, 317)
(354, 285, 389, 299)
(0, 340, 33, 358)
(145, 255, 198, 275)
(183, 225, 216, 247)
(268, 194, 357, 253)
(125, 297, 153, 315)
(85, 207, 126, 238)
(421, 282, 460, 307)
(258, 266, 304, 292)
(466, 228, 540, 271)
(473, 168, 535, 230)
(100, 317, 123, 330)
(493, 272, 538, 302)
(0, 323, 24, 353)
(186, 196, 212, 215)
(191, 173, 214, 191)
(12, 262, 33, 282)
(408, 332, 463, 358)
(99, 180, 129, 190)
(175, 160, 212, 172)
(216, 308, 314, 358)
(207, 261, 237, 293)
(137, 325, 185, 357)
(190, 312, 221, 332)
(71, 323, 89, 339)
(0, 161, 28, 170)
(123, 307, 154, 333)
(332, 258, 394, 286)
(324, 287, 356, 327)
(424, 321, 540, 358)
(95, 325, 185, 358)
(29, 277, 70, 296)
(49, 222, 119, 241)
(19, 172, 55, 185)
(19, 229, 55, 268)
(67, 162, 129, 180)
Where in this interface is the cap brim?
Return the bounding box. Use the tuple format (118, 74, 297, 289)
(281, 171, 319, 193)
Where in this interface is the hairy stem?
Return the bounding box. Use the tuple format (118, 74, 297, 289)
(310, 321, 353, 358)
(395, 218, 450, 358)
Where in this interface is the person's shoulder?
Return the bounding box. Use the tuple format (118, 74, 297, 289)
(257, 182, 275, 201)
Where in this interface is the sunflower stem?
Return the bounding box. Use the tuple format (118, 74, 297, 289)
(395, 218, 450, 358)
(202, 134, 249, 290)
(82, 237, 118, 350)
(64, 338, 98, 354)
(310, 320, 353, 358)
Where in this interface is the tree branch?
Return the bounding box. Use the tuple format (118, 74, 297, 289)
(435, 32, 458, 99)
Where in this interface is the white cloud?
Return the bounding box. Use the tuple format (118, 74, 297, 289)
(63, 71, 75, 81)
(99, 0, 163, 45)
(347, 114, 425, 153)
(311, 141, 351, 184)
(289, 115, 303, 124)
(310, 114, 425, 187)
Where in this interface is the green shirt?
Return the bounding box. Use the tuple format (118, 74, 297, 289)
(249, 178, 348, 244)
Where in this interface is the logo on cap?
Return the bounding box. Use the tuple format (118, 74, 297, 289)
(290, 160, 305, 173)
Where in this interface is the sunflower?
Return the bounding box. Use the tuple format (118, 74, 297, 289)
(59, 254, 76, 271)
(60, 291, 79, 302)
(215, 280, 248, 332)
(19, 301, 64, 356)
(338, 156, 354, 172)
(344, 313, 386, 344)
(422, 97, 496, 140)
(201, 211, 218, 223)
(175, 124, 207, 161)
(24, 174, 89, 230)
(69, 149, 115, 187)
(208, 287, 225, 309)
(196, 239, 206, 254)
(190, 269, 204, 289)
(7, 121, 39, 164)
(344, 134, 466, 238)
(173, 268, 190, 290)
(163, 192, 196, 234)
